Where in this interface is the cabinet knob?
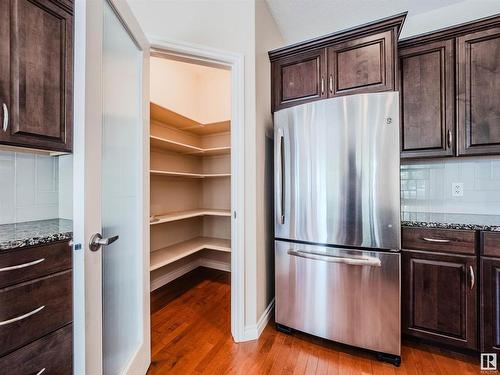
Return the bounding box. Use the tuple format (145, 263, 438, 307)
(329, 74, 333, 94)
(320, 77, 325, 95)
(447, 129, 452, 149)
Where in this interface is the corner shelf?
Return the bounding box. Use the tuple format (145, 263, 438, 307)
(150, 135, 230, 156)
(150, 170, 231, 178)
(150, 236, 231, 271)
(151, 102, 230, 135)
(150, 208, 231, 225)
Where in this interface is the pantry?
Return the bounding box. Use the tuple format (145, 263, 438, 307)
(148, 54, 232, 291)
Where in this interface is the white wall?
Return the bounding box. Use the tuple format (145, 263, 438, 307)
(401, 0, 500, 38)
(255, 0, 284, 320)
(0, 150, 59, 224)
(129, 0, 283, 333)
(58, 154, 73, 220)
(150, 57, 231, 124)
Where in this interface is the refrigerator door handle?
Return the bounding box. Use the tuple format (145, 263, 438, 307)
(288, 249, 382, 267)
(279, 130, 285, 224)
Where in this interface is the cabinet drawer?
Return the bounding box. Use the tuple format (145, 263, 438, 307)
(481, 232, 500, 258)
(0, 270, 72, 356)
(402, 227, 477, 254)
(0, 324, 72, 374)
(0, 240, 72, 289)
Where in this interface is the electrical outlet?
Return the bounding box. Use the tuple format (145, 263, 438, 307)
(452, 182, 464, 197)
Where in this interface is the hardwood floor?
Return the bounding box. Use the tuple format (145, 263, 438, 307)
(149, 268, 481, 374)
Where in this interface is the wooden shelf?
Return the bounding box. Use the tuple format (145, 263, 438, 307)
(150, 135, 230, 156)
(150, 209, 231, 225)
(151, 102, 230, 135)
(150, 237, 231, 271)
(150, 170, 231, 178)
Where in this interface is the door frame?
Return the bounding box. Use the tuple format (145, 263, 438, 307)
(148, 37, 246, 342)
(73, 0, 150, 374)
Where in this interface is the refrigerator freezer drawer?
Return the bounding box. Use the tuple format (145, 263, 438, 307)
(275, 240, 401, 356)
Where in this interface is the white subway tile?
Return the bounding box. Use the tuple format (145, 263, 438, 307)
(0, 151, 61, 224)
(401, 158, 500, 215)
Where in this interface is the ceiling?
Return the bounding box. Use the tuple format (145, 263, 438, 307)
(265, 0, 466, 44)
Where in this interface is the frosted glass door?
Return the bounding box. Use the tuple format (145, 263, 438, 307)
(102, 3, 142, 374)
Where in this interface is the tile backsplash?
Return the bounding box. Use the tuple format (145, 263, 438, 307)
(0, 151, 59, 224)
(401, 158, 500, 215)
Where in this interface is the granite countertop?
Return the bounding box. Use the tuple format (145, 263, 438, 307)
(0, 219, 73, 251)
(402, 212, 500, 231)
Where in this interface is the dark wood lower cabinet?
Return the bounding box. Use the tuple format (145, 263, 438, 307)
(0, 323, 72, 374)
(481, 257, 500, 353)
(0, 240, 73, 371)
(402, 250, 477, 350)
(0, 269, 72, 356)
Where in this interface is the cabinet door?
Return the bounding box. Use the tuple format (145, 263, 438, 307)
(457, 27, 500, 156)
(0, 0, 73, 152)
(481, 257, 500, 353)
(399, 40, 455, 158)
(327, 30, 395, 97)
(271, 48, 327, 112)
(402, 250, 477, 350)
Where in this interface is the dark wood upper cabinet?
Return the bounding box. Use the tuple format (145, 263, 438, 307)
(457, 26, 500, 156)
(402, 249, 477, 350)
(327, 30, 394, 97)
(269, 13, 406, 112)
(399, 40, 455, 158)
(0, 0, 73, 152)
(399, 14, 500, 158)
(481, 256, 500, 353)
(271, 48, 327, 111)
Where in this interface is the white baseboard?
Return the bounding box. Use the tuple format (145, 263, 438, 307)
(198, 257, 231, 272)
(257, 298, 275, 336)
(150, 261, 199, 291)
(241, 298, 275, 341)
(150, 257, 231, 291)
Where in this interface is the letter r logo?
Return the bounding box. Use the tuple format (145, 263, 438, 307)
(481, 353, 497, 370)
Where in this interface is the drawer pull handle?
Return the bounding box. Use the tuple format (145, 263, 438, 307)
(36, 369, 46, 375)
(2, 103, 8, 132)
(288, 249, 381, 267)
(0, 258, 45, 272)
(0, 305, 45, 326)
(469, 266, 475, 290)
(422, 237, 450, 243)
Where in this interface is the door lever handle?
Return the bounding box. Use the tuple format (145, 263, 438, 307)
(89, 233, 119, 252)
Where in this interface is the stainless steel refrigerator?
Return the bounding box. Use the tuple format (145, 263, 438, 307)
(274, 92, 401, 363)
